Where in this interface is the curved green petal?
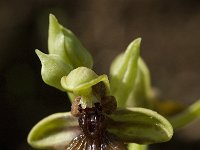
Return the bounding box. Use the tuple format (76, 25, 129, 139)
(28, 112, 80, 149)
(108, 108, 173, 144)
(110, 38, 140, 107)
(61, 67, 110, 93)
(48, 14, 93, 69)
(169, 99, 200, 130)
(36, 50, 72, 91)
(61, 67, 110, 108)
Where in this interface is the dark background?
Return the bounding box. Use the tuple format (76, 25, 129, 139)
(0, 0, 200, 149)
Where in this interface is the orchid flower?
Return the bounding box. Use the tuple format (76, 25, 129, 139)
(27, 14, 200, 150)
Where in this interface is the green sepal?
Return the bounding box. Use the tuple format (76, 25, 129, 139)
(110, 39, 154, 109)
(108, 107, 173, 144)
(27, 112, 80, 150)
(48, 14, 93, 69)
(110, 38, 140, 107)
(36, 50, 72, 91)
(126, 58, 154, 108)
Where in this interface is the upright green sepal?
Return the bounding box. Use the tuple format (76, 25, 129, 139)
(126, 58, 154, 108)
(36, 49, 72, 91)
(48, 14, 93, 69)
(110, 38, 141, 107)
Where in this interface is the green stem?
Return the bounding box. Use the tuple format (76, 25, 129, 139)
(169, 99, 200, 130)
(128, 143, 148, 150)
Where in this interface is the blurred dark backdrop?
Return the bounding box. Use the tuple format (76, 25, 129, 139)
(0, 0, 200, 149)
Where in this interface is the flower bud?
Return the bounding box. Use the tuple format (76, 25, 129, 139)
(48, 14, 93, 69)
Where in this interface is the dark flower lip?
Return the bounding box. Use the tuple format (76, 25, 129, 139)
(28, 107, 173, 149)
(68, 101, 126, 150)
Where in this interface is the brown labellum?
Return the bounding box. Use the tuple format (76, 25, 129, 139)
(67, 103, 125, 150)
(67, 132, 125, 150)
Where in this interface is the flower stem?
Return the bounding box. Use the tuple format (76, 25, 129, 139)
(128, 143, 147, 150)
(169, 99, 200, 130)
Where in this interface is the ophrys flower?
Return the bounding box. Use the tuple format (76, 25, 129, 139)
(28, 67, 173, 150)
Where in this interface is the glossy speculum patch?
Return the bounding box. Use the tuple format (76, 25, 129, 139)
(67, 102, 126, 150)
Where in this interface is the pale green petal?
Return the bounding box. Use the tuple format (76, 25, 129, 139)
(61, 67, 110, 93)
(126, 58, 154, 108)
(169, 99, 200, 130)
(27, 112, 80, 149)
(110, 38, 140, 107)
(61, 67, 110, 108)
(36, 50, 72, 91)
(48, 14, 93, 69)
(108, 108, 173, 144)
